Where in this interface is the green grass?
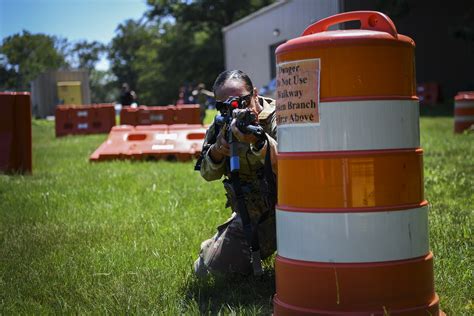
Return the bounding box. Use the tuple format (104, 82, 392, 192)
(204, 108, 218, 125)
(421, 118, 473, 314)
(0, 113, 472, 314)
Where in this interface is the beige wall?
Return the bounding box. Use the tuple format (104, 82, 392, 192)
(31, 70, 90, 118)
(223, 0, 341, 90)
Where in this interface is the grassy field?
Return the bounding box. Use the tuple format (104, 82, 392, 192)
(0, 112, 472, 314)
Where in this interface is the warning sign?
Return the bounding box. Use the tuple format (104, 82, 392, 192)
(275, 59, 320, 126)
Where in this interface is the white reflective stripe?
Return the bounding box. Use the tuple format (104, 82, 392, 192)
(150, 114, 165, 121)
(151, 144, 174, 150)
(454, 116, 474, 122)
(277, 100, 420, 152)
(455, 101, 474, 109)
(77, 111, 88, 117)
(77, 123, 88, 129)
(276, 206, 429, 263)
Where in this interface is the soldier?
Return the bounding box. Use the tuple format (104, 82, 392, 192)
(119, 83, 137, 106)
(192, 83, 214, 124)
(194, 70, 278, 277)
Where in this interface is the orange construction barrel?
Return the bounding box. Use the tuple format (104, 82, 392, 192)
(454, 91, 474, 133)
(274, 11, 441, 315)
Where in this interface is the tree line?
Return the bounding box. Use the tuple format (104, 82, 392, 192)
(0, 0, 274, 105)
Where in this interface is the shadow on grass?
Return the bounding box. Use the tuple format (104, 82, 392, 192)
(182, 267, 276, 314)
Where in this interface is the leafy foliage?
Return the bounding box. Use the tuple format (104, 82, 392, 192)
(108, 0, 275, 105)
(67, 40, 117, 103)
(0, 31, 68, 90)
(109, 19, 155, 100)
(0, 31, 114, 103)
(68, 40, 106, 70)
(89, 69, 119, 103)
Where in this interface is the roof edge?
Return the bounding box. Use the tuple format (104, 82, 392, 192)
(222, 0, 290, 33)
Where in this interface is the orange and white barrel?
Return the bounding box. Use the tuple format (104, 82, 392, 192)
(274, 11, 441, 315)
(454, 91, 474, 133)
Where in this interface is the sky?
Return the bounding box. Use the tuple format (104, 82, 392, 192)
(0, 0, 149, 70)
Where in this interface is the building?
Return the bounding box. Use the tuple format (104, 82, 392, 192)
(223, 0, 474, 99)
(30, 70, 91, 118)
(223, 0, 341, 91)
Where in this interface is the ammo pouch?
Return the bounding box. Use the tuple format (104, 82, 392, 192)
(222, 177, 276, 263)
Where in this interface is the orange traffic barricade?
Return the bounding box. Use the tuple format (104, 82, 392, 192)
(0, 92, 32, 174)
(120, 106, 139, 125)
(274, 11, 442, 315)
(121, 105, 173, 125)
(175, 104, 201, 124)
(55, 104, 115, 137)
(146, 106, 175, 124)
(119, 104, 200, 125)
(147, 106, 169, 124)
(95, 104, 116, 133)
(89, 124, 206, 162)
(454, 91, 474, 133)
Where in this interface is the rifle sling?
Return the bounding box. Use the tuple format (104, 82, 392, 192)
(230, 171, 260, 252)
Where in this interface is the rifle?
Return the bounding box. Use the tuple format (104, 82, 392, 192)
(214, 96, 267, 276)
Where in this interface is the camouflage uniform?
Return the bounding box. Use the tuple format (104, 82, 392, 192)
(195, 96, 277, 276)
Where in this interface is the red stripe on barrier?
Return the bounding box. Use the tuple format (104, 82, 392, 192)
(277, 200, 428, 213)
(455, 107, 474, 116)
(278, 148, 423, 158)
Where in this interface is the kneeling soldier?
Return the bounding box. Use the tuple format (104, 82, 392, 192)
(194, 70, 278, 277)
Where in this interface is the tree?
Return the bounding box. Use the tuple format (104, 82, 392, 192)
(144, 0, 275, 101)
(134, 21, 223, 105)
(0, 31, 68, 90)
(69, 40, 106, 70)
(67, 40, 115, 103)
(146, 0, 274, 27)
(89, 69, 119, 103)
(109, 19, 155, 97)
(108, 1, 274, 105)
